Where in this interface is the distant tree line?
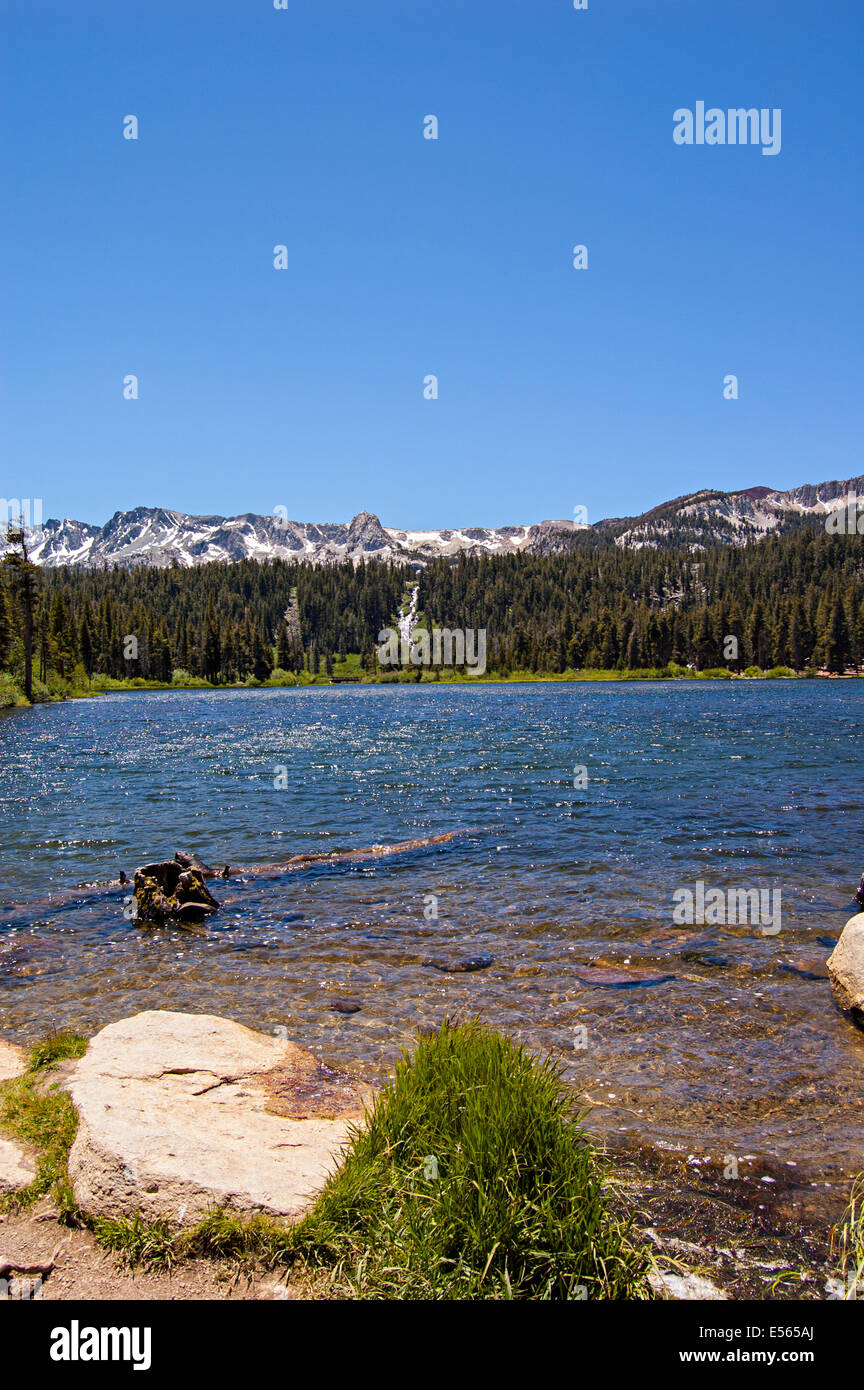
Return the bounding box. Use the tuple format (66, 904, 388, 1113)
(419, 526, 864, 674)
(0, 545, 411, 688)
(1, 520, 863, 691)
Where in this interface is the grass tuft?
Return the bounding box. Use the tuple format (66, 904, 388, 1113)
(287, 1019, 649, 1299)
(832, 1174, 864, 1299)
(27, 1029, 88, 1072)
(89, 1213, 181, 1269)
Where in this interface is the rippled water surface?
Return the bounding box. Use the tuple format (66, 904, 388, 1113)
(1, 683, 863, 1183)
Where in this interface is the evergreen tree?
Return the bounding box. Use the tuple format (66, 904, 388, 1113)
(2, 523, 39, 700)
(0, 582, 11, 669)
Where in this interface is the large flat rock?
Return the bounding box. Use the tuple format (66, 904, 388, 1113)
(65, 1011, 368, 1224)
(828, 914, 864, 1017)
(0, 1038, 26, 1082)
(0, 1036, 35, 1194)
(0, 1136, 36, 1194)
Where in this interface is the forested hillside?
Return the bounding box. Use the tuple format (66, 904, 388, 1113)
(1, 520, 862, 700)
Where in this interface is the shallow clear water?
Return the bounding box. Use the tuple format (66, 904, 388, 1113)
(1, 683, 863, 1187)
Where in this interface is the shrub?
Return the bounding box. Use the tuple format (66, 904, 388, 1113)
(29, 677, 52, 703)
(0, 672, 26, 708)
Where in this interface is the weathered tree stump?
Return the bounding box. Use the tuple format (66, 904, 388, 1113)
(133, 853, 220, 925)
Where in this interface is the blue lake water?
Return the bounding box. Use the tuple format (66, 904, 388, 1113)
(1, 682, 863, 1184)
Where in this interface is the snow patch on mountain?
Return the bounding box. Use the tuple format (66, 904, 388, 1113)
(11, 473, 862, 569)
(22, 509, 581, 570)
(605, 475, 864, 551)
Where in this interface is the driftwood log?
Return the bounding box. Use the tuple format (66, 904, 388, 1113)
(3, 829, 483, 927)
(131, 832, 480, 926)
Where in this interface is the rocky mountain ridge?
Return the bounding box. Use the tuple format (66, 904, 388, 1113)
(14, 473, 864, 568)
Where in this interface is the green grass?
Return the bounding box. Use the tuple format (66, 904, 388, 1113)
(0, 660, 818, 706)
(285, 1020, 649, 1299)
(330, 653, 365, 678)
(89, 1212, 185, 1269)
(26, 1029, 88, 1072)
(832, 1174, 864, 1299)
(0, 1030, 88, 1214)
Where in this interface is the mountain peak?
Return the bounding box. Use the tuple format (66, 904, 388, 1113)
(21, 474, 863, 570)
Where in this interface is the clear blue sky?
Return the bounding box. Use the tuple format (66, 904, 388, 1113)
(1, 0, 861, 529)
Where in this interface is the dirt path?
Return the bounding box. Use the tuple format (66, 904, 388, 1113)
(0, 1203, 301, 1301)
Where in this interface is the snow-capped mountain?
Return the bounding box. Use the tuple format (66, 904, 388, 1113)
(597, 475, 864, 550)
(13, 473, 863, 569)
(24, 507, 583, 569)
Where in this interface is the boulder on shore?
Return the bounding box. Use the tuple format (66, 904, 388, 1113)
(0, 1037, 36, 1194)
(0, 1038, 26, 1083)
(0, 1137, 36, 1194)
(64, 1010, 369, 1224)
(827, 913, 864, 1020)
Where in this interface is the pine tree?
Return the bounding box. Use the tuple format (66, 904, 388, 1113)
(2, 523, 39, 700)
(0, 581, 10, 669)
(79, 608, 95, 678)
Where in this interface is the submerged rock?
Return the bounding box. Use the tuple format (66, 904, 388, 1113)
(680, 949, 729, 969)
(646, 930, 723, 951)
(780, 957, 831, 981)
(827, 914, 864, 1020)
(572, 964, 675, 989)
(133, 858, 220, 926)
(64, 1010, 366, 1223)
(424, 954, 493, 973)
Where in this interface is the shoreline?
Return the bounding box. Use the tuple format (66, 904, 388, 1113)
(0, 1013, 849, 1301)
(2, 666, 859, 713)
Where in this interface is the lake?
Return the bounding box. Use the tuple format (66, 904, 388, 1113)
(1, 682, 863, 1197)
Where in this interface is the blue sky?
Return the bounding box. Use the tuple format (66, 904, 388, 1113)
(1, 0, 861, 530)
